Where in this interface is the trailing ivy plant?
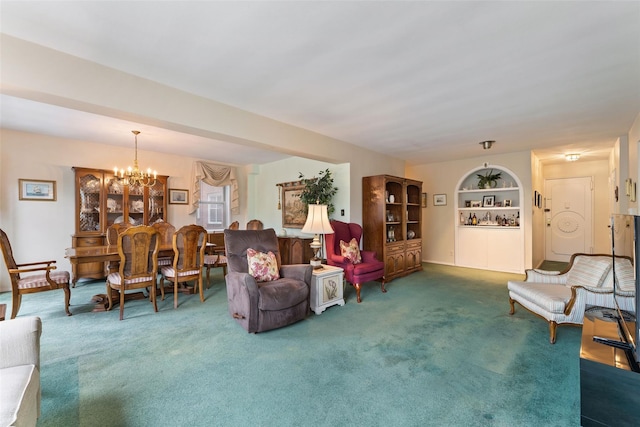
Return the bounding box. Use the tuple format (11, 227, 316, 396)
(298, 169, 338, 216)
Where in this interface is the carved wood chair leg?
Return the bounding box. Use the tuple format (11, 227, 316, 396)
(198, 277, 204, 302)
(105, 283, 113, 311)
(11, 293, 21, 319)
(63, 285, 72, 316)
(119, 288, 125, 320)
(160, 277, 165, 301)
(549, 321, 557, 344)
(354, 283, 362, 303)
(509, 298, 516, 315)
(174, 278, 179, 309)
(206, 266, 210, 289)
(151, 286, 158, 313)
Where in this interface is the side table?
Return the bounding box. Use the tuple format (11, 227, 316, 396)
(310, 265, 345, 315)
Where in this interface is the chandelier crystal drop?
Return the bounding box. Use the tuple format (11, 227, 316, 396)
(114, 130, 157, 188)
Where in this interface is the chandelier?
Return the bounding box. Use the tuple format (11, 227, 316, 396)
(113, 130, 157, 188)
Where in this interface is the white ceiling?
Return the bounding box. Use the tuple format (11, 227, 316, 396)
(1, 1, 639, 166)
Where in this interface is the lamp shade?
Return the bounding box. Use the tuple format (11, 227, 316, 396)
(301, 204, 334, 235)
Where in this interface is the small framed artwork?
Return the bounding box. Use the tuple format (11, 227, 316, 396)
(433, 194, 447, 206)
(534, 191, 539, 207)
(504, 199, 512, 207)
(421, 192, 427, 208)
(19, 179, 56, 201)
(537, 193, 542, 208)
(169, 189, 189, 205)
(482, 195, 495, 207)
(470, 200, 482, 208)
(465, 200, 471, 207)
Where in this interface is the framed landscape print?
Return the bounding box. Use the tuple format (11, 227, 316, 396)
(169, 189, 189, 204)
(433, 194, 447, 206)
(19, 179, 56, 201)
(281, 183, 307, 228)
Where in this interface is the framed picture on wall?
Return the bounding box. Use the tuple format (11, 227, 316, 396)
(169, 189, 189, 204)
(19, 179, 56, 201)
(280, 182, 307, 228)
(433, 194, 447, 206)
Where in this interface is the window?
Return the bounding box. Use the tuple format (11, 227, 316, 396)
(196, 182, 231, 232)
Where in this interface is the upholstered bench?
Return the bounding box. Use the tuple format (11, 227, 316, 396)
(508, 253, 635, 344)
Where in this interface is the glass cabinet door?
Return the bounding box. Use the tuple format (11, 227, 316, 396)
(148, 178, 166, 224)
(105, 174, 125, 227)
(78, 172, 102, 233)
(127, 184, 145, 226)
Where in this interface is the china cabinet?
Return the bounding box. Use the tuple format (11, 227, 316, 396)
(362, 175, 423, 281)
(71, 167, 169, 284)
(454, 165, 524, 273)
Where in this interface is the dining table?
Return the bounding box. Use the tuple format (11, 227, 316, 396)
(65, 243, 175, 312)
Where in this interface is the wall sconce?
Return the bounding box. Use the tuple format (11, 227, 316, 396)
(565, 153, 580, 162)
(479, 140, 495, 150)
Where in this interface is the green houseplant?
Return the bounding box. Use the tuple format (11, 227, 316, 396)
(476, 169, 502, 189)
(298, 169, 338, 216)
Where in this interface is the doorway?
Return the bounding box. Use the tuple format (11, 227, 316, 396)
(544, 177, 594, 262)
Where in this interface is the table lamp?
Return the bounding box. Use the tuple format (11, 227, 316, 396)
(301, 203, 334, 269)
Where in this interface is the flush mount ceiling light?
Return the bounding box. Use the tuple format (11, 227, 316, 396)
(565, 153, 580, 162)
(480, 140, 495, 150)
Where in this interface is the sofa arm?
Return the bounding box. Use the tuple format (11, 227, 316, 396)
(524, 269, 567, 284)
(0, 317, 42, 370)
(280, 264, 313, 285)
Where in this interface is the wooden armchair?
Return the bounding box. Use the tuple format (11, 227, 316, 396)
(0, 228, 72, 319)
(106, 225, 159, 320)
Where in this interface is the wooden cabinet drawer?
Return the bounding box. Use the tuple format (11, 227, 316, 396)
(74, 236, 104, 247)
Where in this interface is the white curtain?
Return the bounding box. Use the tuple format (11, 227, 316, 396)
(189, 161, 239, 215)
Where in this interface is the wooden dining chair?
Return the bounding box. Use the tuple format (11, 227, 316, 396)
(151, 221, 176, 267)
(106, 222, 133, 274)
(105, 225, 159, 320)
(159, 225, 207, 309)
(246, 219, 264, 230)
(228, 221, 240, 230)
(0, 228, 72, 319)
(204, 232, 227, 288)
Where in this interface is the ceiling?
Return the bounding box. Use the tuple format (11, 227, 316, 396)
(1, 1, 639, 166)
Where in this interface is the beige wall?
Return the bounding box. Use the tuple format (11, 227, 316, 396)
(530, 153, 546, 268)
(407, 151, 533, 270)
(0, 129, 403, 292)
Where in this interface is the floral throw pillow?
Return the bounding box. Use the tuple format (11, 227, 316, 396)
(340, 238, 362, 264)
(247, 248, 280, 282)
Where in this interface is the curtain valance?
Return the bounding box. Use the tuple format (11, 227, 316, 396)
(189, 161, 239, 214)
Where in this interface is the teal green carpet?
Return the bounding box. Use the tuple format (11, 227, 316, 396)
(0, 264, 581, 426)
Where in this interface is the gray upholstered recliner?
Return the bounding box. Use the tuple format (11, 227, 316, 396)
(224, 228, 312, 333)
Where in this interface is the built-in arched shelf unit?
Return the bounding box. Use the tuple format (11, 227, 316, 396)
(454, 164, 524, 273)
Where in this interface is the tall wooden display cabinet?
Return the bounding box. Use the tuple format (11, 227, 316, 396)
(362, 175, 423, 281)
(71, 167, 169, 285)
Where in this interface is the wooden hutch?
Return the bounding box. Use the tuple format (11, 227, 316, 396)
(71, 167, 169, 285)
(362, 175, 423, 281)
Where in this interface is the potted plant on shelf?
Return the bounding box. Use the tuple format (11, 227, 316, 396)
(298, 169, 338, 216)
(476, 169, 502, 189)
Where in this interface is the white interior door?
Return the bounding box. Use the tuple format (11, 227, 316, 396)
(544, 177, 593, 262)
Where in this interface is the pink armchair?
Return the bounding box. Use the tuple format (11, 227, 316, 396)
(325, 220, 386, 303)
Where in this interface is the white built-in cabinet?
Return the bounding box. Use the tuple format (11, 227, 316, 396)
(454, 165, 524, 274)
